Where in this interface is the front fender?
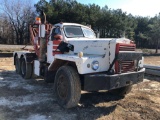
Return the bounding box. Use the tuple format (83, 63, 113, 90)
(53, 54, 108, 74)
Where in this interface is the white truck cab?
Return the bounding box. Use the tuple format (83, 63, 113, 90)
(14, 20, 145, 108)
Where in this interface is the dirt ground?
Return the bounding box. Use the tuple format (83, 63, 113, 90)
(144, 56, 160, 66)
(0, 57, 159, 120)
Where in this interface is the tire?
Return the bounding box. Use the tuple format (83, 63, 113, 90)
(109, 85, 132, 96)
(44, 67, 56, 83)
(54, 66, 81, 108)
(15, 56, 21, 74)
(21, 57, 32, 79)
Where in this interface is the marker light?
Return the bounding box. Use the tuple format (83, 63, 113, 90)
(78, 51, 83, 58)
(35, 17, 41, 24)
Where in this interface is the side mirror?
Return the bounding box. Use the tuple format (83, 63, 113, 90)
(39, 24, 45, 38)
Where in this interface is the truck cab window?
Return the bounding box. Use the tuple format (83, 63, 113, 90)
(51, 27, 61, 40)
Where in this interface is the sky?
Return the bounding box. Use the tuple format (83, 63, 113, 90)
(76, 0, 160, 17)
(33, 0, 160, 17)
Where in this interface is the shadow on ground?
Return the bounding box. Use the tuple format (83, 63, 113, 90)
(144, 74, 160, 82)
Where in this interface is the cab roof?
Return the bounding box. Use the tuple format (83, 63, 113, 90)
(54, 22, 91, 29)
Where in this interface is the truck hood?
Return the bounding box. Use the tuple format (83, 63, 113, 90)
(67, 38, 131, 55)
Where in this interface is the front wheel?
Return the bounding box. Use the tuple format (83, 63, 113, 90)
(54, 66, 81, 108)
(21, 57, 32, 79)
(108, 85, 132, 96)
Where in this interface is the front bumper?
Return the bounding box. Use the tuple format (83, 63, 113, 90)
(83, 68, 145, 91)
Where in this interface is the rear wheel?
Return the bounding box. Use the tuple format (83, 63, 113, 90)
(15, 56, 21, 74)
(109, 85, 132, 96)
(54, 66, 81, 108)
(21, 57, 32, 79)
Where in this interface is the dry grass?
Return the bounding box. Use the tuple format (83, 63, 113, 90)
(144, 56, 160, 66)
(0, 44, 32, 53)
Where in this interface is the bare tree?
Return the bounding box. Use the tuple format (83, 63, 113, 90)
(0, 0, 36, 44)
(0, 14, 14, 44)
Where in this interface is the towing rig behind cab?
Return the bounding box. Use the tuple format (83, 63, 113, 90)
(13, 17, 145, 108)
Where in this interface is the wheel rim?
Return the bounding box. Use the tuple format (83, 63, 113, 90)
(21, 60, 26, 75)
(57, 75, 68, 100)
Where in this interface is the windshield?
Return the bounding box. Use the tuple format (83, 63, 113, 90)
(63, 25, 96, 38)
(81, 27, 95, 38)
(64, 26, 84, 38)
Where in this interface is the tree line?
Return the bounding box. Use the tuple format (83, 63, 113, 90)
(0, 0, 36, 45)
(0, 0, 159, 52)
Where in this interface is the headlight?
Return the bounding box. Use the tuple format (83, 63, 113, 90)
(92, 61, 99, 70)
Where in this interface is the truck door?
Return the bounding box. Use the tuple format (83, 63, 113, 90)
(47, 26, 62, 63)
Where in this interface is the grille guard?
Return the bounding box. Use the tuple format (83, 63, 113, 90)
(117, 51, 143, 61)
(107, 51, 143, 74)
